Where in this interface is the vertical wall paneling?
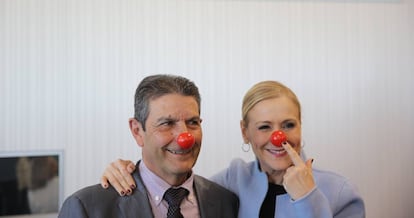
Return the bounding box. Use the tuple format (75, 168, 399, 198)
(1, 0, 413, 217)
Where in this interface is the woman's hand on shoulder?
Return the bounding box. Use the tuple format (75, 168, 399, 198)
(100, 159, 136, 196)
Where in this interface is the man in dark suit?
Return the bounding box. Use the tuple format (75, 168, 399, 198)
(58, 74, 239, 218)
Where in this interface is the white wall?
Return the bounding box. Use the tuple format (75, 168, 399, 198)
(1, 0, 413, 217)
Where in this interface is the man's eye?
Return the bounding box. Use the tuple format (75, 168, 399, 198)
(188, 119, 201, 126)
(160, 121, 174, 126)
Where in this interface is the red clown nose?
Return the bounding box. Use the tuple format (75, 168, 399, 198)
(270, 130, 287, 147)
(176, 132, 195, 149)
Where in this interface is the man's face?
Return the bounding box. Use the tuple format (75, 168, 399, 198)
(130, 93, 202, 185)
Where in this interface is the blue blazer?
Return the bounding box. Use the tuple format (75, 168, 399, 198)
(58, 161, 239, 218)
(211, 158, 365, 218)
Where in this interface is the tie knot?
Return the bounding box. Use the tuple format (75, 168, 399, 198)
(163, 187, 189, 206)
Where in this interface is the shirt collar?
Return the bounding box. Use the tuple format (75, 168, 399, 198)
(139, 161, 196, 206)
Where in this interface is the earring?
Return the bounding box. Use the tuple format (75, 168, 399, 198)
(241, 142, 250, 152)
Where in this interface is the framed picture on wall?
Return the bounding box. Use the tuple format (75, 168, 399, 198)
(0, 150, 63, 217)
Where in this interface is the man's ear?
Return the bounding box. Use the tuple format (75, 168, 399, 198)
(240, 120, 249, 144)
(129, 118, 144, 147)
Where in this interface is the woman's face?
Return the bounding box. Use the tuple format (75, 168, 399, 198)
(241, 96, 301, 174)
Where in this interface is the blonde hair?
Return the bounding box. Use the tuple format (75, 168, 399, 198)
(241, 81, 301, 126)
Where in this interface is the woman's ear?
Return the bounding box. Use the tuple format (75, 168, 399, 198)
(240, 120, 249, 144)
(129, 118, 144, 147)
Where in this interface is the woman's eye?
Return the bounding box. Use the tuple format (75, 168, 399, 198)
(281, 122, 295, 130)
(258, 125, 271, 130)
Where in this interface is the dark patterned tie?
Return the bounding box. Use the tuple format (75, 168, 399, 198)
(163, 187, 189, 218)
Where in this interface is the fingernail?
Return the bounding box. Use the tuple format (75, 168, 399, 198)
(120, 191, 125, 196)
(103, 184, 108, 188)
(131, 184, 136, 189)
(126, 189, 131, 194)
(311, 159, 314, 163)
(282, 141, 288, 145)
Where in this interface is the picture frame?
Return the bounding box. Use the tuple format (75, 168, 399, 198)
(0, 150, 64, 218)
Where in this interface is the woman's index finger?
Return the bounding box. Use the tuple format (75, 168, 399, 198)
(282, 142, 304, 166)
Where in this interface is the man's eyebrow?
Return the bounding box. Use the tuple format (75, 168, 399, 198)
(156, 116, 177, 123)
(187, 116, 201, 121)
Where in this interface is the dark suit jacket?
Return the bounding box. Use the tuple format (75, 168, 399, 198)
(58, 161, 239, 218)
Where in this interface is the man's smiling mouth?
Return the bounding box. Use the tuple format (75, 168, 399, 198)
(165, 148, 192, 155)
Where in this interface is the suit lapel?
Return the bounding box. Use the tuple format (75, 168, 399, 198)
(118, 161, 154, 218)
(194, 176, 218, 218)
